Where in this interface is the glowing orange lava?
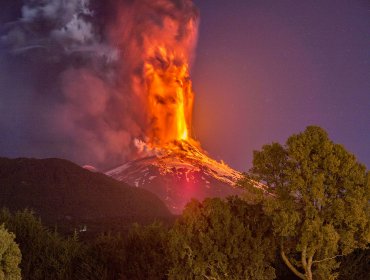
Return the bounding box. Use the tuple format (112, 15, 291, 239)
(144, 46, 194, 145)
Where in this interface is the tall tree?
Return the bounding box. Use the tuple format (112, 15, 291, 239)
(0, 224, 22, 280)
(247, 126, 370, 280)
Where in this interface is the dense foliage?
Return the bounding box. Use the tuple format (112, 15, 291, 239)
(246, 126, 370, 280)
(0, 209, 82, 280)
(169, 197, 276, 280)
(0, 198, 277, 280)
(122, 222, 170, 280)
(338, 248, 370, 280)
(0, 224, 21, 280)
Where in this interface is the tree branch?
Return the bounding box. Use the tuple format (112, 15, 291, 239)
(312, 254, 343, 264)
(301, 246, 307, 272)
(306, 251, 314, 280)
(280, 245, 306, 280)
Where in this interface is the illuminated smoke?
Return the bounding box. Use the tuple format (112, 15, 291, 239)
(0, 0, 199, 168)
(110, 0, 199, 146)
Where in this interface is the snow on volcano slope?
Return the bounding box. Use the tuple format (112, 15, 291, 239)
(106, 141, 266, 214)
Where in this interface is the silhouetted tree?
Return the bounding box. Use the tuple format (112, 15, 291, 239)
(77, 233, 125, 280)
(168, 197, 276, 280)
(121, 222, 171, 280)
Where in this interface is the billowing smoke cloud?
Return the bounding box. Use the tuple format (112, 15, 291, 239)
(0, 0, 198, 169)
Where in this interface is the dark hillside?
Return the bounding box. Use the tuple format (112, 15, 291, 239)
(0, 157, 172, 234)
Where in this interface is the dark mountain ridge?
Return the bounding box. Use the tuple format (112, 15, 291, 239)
(0, 157, 172, 232)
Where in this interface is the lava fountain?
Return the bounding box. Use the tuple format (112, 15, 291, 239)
(107, 0, 266, 213)
(144, 45, 194, 145)
(113, 0, 199, 148)
(139, 6, 197, 146)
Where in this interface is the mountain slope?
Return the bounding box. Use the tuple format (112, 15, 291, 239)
(0, 157, 171, 226)
(107, 141, 266, 214)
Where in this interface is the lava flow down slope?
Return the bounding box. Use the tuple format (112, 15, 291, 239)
(105, 0, 266, 213)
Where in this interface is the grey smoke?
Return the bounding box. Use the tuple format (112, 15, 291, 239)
(0, 0, 198, 170)
(4, 0, 109, 57)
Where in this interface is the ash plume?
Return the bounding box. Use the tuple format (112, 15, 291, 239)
(0, 0, 199, 169)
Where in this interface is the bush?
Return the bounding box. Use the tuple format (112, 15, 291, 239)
(0, 224, 22, 280)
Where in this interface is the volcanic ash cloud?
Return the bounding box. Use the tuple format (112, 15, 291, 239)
(0, 0, 199, 169)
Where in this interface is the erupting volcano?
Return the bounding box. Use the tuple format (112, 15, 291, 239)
(106, 0, 265, 213)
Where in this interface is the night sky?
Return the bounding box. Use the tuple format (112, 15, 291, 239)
(0, 0, 369, 171)
(192, 0, 370, 170)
